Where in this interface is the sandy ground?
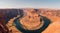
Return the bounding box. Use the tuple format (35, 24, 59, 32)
(42, 15, 60, 33)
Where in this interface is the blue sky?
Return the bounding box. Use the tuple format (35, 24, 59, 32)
(0, 0, 60, 9)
